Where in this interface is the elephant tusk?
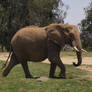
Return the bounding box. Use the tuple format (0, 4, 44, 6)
(73, 46, 79, 52)
(81, 49, 88, 53)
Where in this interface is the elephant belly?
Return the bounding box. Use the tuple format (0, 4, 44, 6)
(26, 41, 48, 61)
(13, 42, 48, 62)
(24, 48, 48, 62)
(29, 51, 47, 62)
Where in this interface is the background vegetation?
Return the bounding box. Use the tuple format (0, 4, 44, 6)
(0, 0, 68, 51)
(0, 0, 92, 51)
(79, 2, 92, 50)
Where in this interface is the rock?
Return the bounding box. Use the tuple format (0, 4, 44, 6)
(37, 76, 49, 82)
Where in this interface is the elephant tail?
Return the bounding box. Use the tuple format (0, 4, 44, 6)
(1, 46, 12, 70)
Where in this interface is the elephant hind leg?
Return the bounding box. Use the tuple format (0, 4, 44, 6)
(21, 61, 33, 78)
(2, 53, 19, 77)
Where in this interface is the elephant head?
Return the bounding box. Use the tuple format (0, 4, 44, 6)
(45, 24, 84, 67)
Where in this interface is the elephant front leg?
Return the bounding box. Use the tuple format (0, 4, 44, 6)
(57, 59, 66, 79)
(49, 57, 66, 79)
(48, 42, 66, 78)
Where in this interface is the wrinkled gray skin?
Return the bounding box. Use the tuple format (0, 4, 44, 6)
(2, 24, 82, 78)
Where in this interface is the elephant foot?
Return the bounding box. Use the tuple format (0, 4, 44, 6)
(26, 75, 33, 79)
(49, 75, 66, 79)
(49, 76, 55, 78)
(49, 75, 56, 78)
(2, 71, 8, 77)
(59, 73, 66, 79)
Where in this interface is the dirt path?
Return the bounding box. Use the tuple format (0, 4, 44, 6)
(0, 52, 9, 61)
(43, 57, 92, 65)
(0, 52, 92, 65)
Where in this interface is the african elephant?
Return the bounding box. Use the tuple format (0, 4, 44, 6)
(2, 24, 85, 78)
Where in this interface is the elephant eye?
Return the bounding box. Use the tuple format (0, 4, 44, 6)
(70, 33, 75, 40)
(64, 28, 70, 33)
(70, 33, 74, 37)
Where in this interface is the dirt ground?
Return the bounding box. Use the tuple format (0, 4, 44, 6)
(0, 52, 92, 72)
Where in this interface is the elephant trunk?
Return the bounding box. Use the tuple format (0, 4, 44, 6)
(73, 51, 82, 67)
(72, 37, 82, 67)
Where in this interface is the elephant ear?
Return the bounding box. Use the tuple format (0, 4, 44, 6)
(45, 25, 64, 46)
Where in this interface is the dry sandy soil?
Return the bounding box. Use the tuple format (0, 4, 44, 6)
(0, 52, 92, 64)
(0, 52, 92, 72)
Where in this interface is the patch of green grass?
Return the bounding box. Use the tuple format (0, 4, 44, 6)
(0, 61, 92, 92)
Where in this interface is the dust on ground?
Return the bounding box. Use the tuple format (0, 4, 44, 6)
(76, 65, 92, 81)
(0, 52, 9, 61)
(77, 65, 92, 72)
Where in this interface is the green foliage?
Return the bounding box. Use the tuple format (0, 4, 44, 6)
(0, 0, 29, 50)
(0, 0, 68, 51)
(0, 62, 92, 92)
(28, 0, 68, 26)
(79, 1, 92, 49)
